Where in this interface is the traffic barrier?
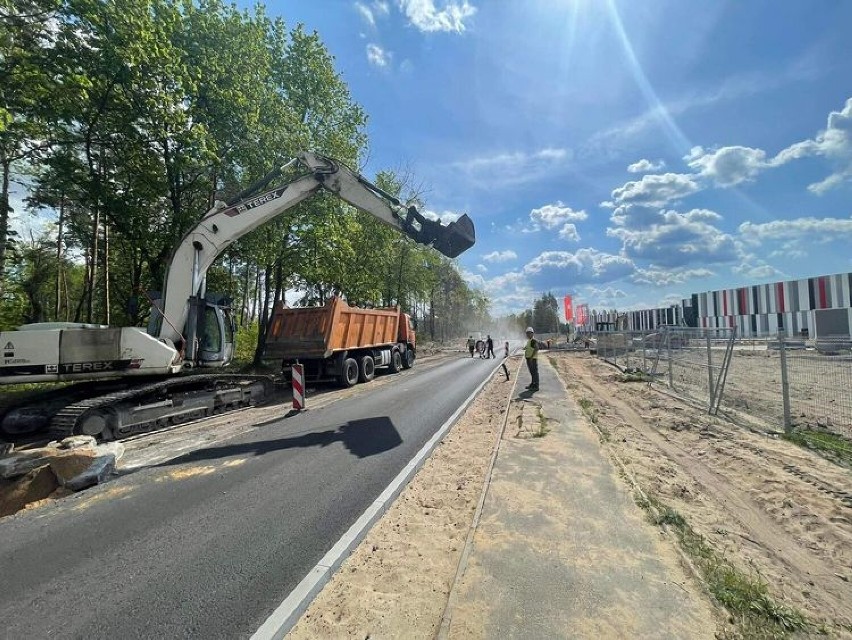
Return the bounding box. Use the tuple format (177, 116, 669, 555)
(292, 363, 305, 410)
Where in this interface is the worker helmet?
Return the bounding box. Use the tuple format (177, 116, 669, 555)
(525, 327, 534, 333)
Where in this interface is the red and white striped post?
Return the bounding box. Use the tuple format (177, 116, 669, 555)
(291, 363, 305, 411)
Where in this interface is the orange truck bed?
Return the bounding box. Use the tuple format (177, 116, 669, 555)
(265, 296, 403, 359)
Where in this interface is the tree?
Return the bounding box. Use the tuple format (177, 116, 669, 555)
(531, 292, 560, 334)
(0, 0, 60, 290)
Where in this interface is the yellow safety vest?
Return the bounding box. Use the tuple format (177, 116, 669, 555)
(524, 338, 538, 359)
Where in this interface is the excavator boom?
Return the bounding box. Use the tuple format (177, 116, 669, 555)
(156, 152, 475, 345)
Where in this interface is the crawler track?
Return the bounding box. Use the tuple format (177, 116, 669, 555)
(2, 374, 275, 442)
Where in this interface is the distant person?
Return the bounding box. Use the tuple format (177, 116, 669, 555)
(524, 327, 539, 391)
(500, 341, 510, 380)
(486, 334, 495, 359)
(476, 339, 486, 358)
(467, 336, 475, 358)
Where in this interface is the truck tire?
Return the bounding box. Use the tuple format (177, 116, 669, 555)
(402, 347, 415, 370)
(389, 349, 403, 373)
(340, 357, 359, 387)
(358, 355, 375, 382)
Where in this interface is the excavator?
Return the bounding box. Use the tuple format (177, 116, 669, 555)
(0, 152, 476, 441)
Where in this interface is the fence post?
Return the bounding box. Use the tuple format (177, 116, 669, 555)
(642, 334, 647, 372)
(778, 337, 792, 434)
(667, 333, 674, 388)
(706, 334, 715, 411)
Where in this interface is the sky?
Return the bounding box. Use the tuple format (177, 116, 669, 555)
(12, 0, 852, 316)
(260, 0, 852, 315)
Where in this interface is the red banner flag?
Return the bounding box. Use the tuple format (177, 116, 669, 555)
(577, 304, 589, 326)
(563, 295, 573, 322)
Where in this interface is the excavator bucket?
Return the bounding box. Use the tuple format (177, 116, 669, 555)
(434, 213, 476, 258)
(411, 211, 476, 259)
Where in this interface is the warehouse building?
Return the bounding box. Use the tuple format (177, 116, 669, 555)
(583, 271, 852, 338)
(696, 272, 852, 338)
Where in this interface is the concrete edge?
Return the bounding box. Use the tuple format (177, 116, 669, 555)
(251, 359, 507, 640)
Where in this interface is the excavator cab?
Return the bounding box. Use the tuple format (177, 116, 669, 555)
(147, 292, 234, 367)
(197, 296, 235, 368)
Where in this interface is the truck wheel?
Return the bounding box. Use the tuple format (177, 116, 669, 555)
(389, 349, 403, 373)
(358, 355, 375, 382)
(340, 357, 359, 387)
(402, 347, 415, 370)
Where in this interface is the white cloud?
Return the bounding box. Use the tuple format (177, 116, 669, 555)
(482, 249, 517, 263)
(738, 216, 852, 242)
(632, 267, 715, 286)
(610, 173, 700, 207)
(366, 43, 391, 67)
(558, 223, 580, 242)
(732, 260, 783, 280)
(523, 249, 635, 284)
(397, 0, 476, 33)
(373, 0, 390, 14)
(423, 209, 462, 225)
(608, 209, 737, 268)
(806, 169, 852, 195)
(452, 147, 572, 188)
(529, 201, 587, 229)
(476, 264, 487, 272)
(586, 286, 627, 299)
(627, 158, 666, 173)
(463, 147, 570, 171)
(685, 145, 768, 187)
(772, 97, 852, 193)
(355, 2, 375, 26)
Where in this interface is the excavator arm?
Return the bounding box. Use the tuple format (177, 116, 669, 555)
(155, 152, 475, 346)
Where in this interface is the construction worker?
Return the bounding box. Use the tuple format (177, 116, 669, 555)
(467, 335, 475, 358)
(524, 327, 539, 390)
(486, 334, 495, 359)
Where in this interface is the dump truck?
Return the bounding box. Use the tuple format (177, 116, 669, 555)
(265, 296, 416, 387)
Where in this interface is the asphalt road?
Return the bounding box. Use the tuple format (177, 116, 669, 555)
(0, 354, 503, 640)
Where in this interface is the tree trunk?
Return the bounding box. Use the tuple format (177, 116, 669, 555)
(240, 261, 250, 326)
(55, 195, 65, 320)
(251, 265, 261, 323)
(253, 263, 273, 367)
(103, 223, 110, 325)
(86, 208, 99, 323)
(0, 159, 10, 293)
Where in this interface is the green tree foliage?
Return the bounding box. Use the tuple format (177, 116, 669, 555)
(0, 0, 487, 355)
(0, 0, 60, 290)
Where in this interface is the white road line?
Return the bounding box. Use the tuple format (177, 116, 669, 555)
(251, 359, 503, 640)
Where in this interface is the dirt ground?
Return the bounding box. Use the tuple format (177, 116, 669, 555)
(551, 352, 852, 636)
(288, 358, 521, 639)
(288, 350, 852, 639)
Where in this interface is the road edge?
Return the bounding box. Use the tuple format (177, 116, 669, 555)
(251, 359, 505, 640)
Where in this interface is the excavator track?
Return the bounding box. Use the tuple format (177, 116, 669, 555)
(2, 375, 274, 442)
(48, 374, 275, 441)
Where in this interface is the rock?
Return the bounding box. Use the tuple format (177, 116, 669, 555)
(0, 465, 59, 517)
(96, 441, 125, 463)
(49, 450, 117, 491)
(0, 448, 60, 480)
(57, 435, 97, 450)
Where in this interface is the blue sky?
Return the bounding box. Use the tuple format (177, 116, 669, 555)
(267, 0, 852, 315)
(12, 1, 849, 315)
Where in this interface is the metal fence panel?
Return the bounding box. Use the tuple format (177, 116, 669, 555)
(590, 329, 852, 439)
